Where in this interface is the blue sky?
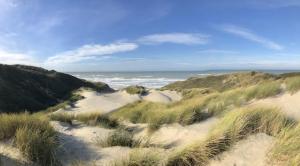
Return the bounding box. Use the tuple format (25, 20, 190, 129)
(0, 0, 300, 71)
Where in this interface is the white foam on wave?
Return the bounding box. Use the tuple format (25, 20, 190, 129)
(73, 75, 183, 89)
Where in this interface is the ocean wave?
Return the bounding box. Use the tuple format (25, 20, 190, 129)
(73, 75, 183, 89)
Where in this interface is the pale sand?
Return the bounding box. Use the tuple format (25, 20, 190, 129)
(0, 142, 34, 166)
(56, 89, 181, 114)
(135, 117, 218, 148)
(51, 121, 131, 166)
(251, 91, 300, 120)
(209, 133, 274, 166)
(142, 89, 182, 103)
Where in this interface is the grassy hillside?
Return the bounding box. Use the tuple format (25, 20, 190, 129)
(163, 71, 278, 92)
(0, 64, 112, 113)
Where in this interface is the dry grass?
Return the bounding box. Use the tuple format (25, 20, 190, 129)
(49, 113, 119, 128)
(166, 107, 294, 166)
(0, 113, 59, 165)
(112, 148, 163, 166)
(270, 123, 300, 166)
(285, 76, 300, 94)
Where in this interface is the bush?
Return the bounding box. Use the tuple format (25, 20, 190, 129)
(166, 107, 294, 166)
(124, 86, 147, 95)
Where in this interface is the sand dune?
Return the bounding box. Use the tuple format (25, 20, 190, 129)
(136, 117, 218, 148)
(209, 133, 274, 166)
(252, 91, 300, 121)
(51, 121, 131, 165)
(56, 89, 181, 115)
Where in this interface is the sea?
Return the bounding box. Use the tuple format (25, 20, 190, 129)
(68, 70, 300, 90)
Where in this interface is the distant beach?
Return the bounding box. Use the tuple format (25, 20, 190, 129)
(69, 70, 300, 89)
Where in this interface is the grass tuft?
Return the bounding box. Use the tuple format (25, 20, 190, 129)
(166, 107, 294, 166)
(285, 76, 300, 94)
(112, 148, 163, 166)
(0, 113, 59, 165)
(270, 124, 300, 165)
(49, 113, 119, 128)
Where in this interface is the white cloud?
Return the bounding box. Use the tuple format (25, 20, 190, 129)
(197, 49, 239, 54)
(45, 42, 138, 64)
(221, 25, 284, 50)
(0, 49, 37, 65)
(138, 33, 210, 45)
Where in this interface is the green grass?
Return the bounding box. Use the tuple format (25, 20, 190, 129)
(270, 124, 300, 166)
(49, 113, 119, 128)
(124, 85, 148, 95)
(163, 71, 277, 92)
(285, 76, 300, 94)
(166, 107, 294, 166)
(111, 95, 212, 131)
(112, 81, 282, 131)
(112, 148, 163, 166)
(244, 82, 281, 100)
(0, 113, 59, 165)
(97, 129, 135, 147)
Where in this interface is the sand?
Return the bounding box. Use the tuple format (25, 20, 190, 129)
(136, 117, 218, 148)
(0, 141, 34, 166)
(251, 91, 300, 121)
(51, 121, 131, 165)
(56, 89, 182, 115)
(209, 133, 274, 166)
(142, 90, 182, 103)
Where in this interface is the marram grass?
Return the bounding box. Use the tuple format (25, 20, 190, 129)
(285, 76, 300, 94)
(0, 113, 59, 166)
(166, 107, 294, 166)
(270, 124, 300, 166)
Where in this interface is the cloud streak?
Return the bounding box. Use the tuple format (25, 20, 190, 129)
(138, 33, 210, 45)
(0, 49, 37, 65)
(221, 25, 284, 50)
(45, 42, 138, 64)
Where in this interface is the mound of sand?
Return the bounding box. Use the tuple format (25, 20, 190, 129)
(56, 89, 181, 115)
(209, 133, 274, 166)
(142, 90, 182, 103)
(135, 117, 218, 148)
(252, 91, 300, 121)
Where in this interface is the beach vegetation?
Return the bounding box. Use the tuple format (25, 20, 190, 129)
(124, 85, 148, 95)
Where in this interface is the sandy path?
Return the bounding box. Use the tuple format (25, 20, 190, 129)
(56, 89, 181, 115)
(209, 133, 274, 166)
(136, 117, 218, 148)
(252, 91, 300, 121)
(51, 121, 131, 165)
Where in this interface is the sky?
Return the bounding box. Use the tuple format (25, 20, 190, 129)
(0, 0, 300, 71)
